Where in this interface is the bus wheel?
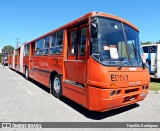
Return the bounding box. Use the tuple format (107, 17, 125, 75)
(51, 75, 62, 98)
(25, 67, 29, 80)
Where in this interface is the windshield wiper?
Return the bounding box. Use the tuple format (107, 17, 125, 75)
(132, 43, 146, 70)
(118, 59, 129, 70)
(118, 59, 123, 70)
(118, 23, 132, 70)
(118, 64, 122, 70)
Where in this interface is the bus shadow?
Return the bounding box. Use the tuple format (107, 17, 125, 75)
(27, 78, 140, 120)
(27, 76, 140, 120)
(11, 69, 50, 93)
(60, 96, 139, 120)
(28, 78, 50, 93)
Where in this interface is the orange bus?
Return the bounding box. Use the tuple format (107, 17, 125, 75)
(9, 12, 150, 112)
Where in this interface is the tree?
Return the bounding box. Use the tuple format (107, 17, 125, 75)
(156, 40, 160, 44)
(141, 41, 152, 45)
(2, 45, 15, 53)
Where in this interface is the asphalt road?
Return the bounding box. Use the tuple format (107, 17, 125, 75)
(0, 64, 160, 124)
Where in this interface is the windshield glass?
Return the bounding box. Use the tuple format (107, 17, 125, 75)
(91, 17, 142, 67)
(123, 24, 142, 66)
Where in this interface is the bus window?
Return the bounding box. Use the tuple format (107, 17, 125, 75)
(24, 44, 30, 56)
(43, 36, 50, 55)
(51, 33, 56, 48)
(36, 39, 44, 56)
(50, 30, 63, 54)
(56, 31, 63, 54)
(3, 53, 8, 60)
(15, 50, 18, 57)
(149, 46, 157, 53)
(142, 45, 157, 53)
(79, 27, 87, 56)
(143, 46, 149, 53)
(70, 30, 77, 55)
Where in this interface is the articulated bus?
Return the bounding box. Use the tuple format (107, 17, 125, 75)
(8, 12, 149, 112)
(142, 44, 160, 78)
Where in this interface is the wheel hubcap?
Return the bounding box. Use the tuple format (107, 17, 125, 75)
(53, 78, 60, 93)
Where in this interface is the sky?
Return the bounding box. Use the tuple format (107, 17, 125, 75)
(0, 0, 160, 49)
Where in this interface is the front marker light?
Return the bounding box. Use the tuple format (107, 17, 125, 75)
(110, 83, 117, 88)
(110, 90, 120, 96)
(142, 85, 148, 90)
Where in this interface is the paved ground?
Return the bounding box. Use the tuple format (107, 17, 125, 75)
(0, 64, 160, 130)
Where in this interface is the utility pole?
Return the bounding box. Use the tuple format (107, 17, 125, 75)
(16, 38, 20, 48)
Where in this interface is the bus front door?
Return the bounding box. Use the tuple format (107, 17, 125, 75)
(64, 25, 88, 104)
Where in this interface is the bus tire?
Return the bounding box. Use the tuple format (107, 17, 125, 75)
(25, 67, 29, 80)
(51, 74, 62, 98)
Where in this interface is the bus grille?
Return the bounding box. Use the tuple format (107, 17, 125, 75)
(125, 88, 139, 94)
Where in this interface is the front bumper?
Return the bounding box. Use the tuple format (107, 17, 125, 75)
(87, 85, 148, 112)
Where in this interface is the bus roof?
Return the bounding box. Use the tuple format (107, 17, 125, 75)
(142, 44, 160, 47)
(24, 11, 139, 46)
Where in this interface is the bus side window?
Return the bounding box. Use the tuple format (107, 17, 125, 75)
(36, 39, 43, 56)
(50, 30, 63, 54)
(142, 46, 149, 53)
(24, 44, 30, 56)
(15, 50, 18, 57)
(79, 27, 87, 56)
(56, 31, 63, 54)
(43, 36, 50, 55)
(70, 30, 77, 55)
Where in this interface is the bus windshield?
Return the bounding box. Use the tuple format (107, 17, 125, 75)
(91, 17, 142, 67)
(3, 53, 8, 60)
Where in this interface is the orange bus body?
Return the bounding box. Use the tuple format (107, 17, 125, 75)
(8, 50, 14, 68)
(9, 12, 150, 112)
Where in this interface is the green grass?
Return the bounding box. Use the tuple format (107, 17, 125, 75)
(149, 82, 160, 91)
